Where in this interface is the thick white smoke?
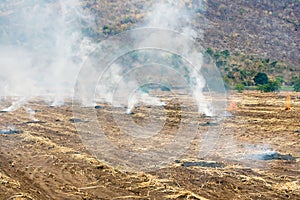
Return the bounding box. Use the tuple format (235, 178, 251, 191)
(136, 0, 212, 115)
(0, 0, 95, 110)
(1, 0, 213, 117)
(144, 0, 198, 38)
(88, 0, 212, 115)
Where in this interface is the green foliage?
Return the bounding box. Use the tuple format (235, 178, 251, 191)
(242, 80, 252, 86)
(276, 76, 284, 84)
(204, 47, 293, 88)
(240, 69, 247, 79)
(102, 24, 114, 35)
(216, 60, 226, 68)
(281, 86, 294, 91)
(227, 71, 235, 79)
(234, 83, 245, 93)
(221, 50, 230, 59)
(205, 48, 214, 56)
(213, 51, 221, 60)
(270, 61, 278, 67)
(257, 63, 265, 69)
(264, 58, 270, 63)
(239, 7, 245, 15)
(258, 80, 281, 92)
(293, 78, 300, 92)
(223, 76, 231, 89)
(102, 25, 109, 31)
(254, 72, 268, 85)
(120, 17, 133, 24)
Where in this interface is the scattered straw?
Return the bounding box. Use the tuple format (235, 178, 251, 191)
(165, 190, 209, 200)
(112, 196, 150, 199)
(0, 172, 20, 188)
(274, 181, 300, 192)
(6, 193, 33, 200)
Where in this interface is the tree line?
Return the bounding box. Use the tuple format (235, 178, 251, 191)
(204, 48, 300, 93)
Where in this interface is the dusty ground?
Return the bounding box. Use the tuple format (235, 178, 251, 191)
(0, 91, 299, 199)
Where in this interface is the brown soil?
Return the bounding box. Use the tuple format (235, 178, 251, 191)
(0, 91, 299, 199)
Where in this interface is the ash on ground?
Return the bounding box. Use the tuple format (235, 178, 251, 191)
(176, 160, 224, 168)
(248, 151, 296, 161)
(0, 129, 23, 134)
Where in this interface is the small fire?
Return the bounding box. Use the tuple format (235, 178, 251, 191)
(285, 94, 291, 110)
(228, 101, 238, 111)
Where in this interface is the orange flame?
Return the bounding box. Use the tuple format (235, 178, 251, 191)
(228, 101, 238, 111)
(285, 95, 291, 110)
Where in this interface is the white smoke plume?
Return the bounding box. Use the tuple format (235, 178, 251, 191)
(0, 0, 95, 111)
(1, 0, 213, 117)
(144, 0, 199, 38)
(79, 0, 212, 115)
(136, 0, 212, 115)
(25, 107, 38, 122)
(126, 92, 167, 115)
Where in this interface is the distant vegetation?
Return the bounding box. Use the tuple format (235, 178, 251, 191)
(254, 72, 269, 85)
(257, 80, 281, 92)
(234, 83, 245, 93)
(204, 47, 300, 92)
(294, 78, 300, 92)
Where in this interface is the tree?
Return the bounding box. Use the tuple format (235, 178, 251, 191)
(293, 78, 300, 92)
(205, 48, 214, 56)
(221, 50, 230, 59)
(258, 80, 281, 92)
(270, 61, 278, 67)
(254, 72, 268, 85)
(239, 69, 247, 79)
(216, 60, 226, 68)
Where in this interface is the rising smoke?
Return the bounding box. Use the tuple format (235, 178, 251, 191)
(85, 0, 214, 116)
(131, 0, 212, 115)
(0, 0, 95, 111)
(1, 0, 216, 118)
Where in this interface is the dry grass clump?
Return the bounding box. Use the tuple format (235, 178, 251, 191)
(0, 172, 20, 189)
(6, 193, 34, 200)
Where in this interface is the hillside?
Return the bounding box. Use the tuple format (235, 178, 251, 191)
(203, 0, 300, 85)
(0, 0, 299, 85)
(204, 0, 299, 66)
(83, 0, 300, 85)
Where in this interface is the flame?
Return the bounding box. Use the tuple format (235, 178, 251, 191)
(228, 101, 238, 111)
(285, 94, 291, 110)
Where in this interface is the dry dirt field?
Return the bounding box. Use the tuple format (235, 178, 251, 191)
(0, 91, 299, 199)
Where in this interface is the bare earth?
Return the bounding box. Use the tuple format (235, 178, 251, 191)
(0, 91, 299, 199)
